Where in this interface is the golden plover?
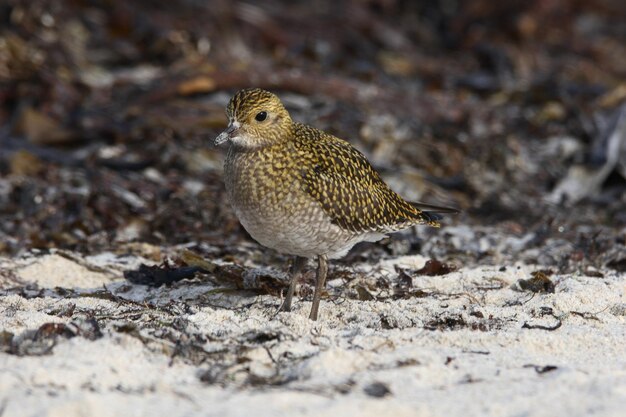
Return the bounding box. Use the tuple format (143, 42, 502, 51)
(215, 88, 457, 320)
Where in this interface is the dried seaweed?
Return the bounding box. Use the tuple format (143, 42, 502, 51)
(415, 259, 457, 276)
(514, 271, 556, 294)
(2, 319, 102, 356)
(0, 0, 623, 262)
(124, 263, 209, 286)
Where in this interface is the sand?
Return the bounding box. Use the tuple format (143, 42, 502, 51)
(0, 249, 625, 417)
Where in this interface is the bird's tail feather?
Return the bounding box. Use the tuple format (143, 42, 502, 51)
(410, 201, 460, 223)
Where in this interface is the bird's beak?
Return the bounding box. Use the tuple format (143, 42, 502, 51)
(214, 123, 238, 146)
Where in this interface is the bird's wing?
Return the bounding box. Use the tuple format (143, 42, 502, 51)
(293, 124, 451, 234)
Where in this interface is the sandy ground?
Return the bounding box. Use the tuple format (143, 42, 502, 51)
(0, 249, 625, 417)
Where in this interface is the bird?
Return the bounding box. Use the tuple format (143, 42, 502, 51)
(215, 88, 458, 320)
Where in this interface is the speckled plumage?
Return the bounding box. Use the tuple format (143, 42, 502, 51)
(216, 88, 457, 320)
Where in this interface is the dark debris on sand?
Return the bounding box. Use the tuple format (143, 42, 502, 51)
(0, 0, 624, 275)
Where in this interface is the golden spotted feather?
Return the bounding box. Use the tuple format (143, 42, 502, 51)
(293, 123, 451, 234)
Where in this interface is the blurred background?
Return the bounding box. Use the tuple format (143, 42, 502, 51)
(0, 0, 624, 272)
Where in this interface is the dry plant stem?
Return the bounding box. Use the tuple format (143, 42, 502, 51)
(282, 256, 307, 312)
(309, 255, 329, 321)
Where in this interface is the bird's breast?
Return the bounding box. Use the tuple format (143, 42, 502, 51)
(222, 146, 359, 257)
(224, 147, 300, 212)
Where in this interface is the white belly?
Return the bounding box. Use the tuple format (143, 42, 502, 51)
(234, 197, 385, 259)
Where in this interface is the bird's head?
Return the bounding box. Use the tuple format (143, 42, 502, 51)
(215, 88, 293, 149)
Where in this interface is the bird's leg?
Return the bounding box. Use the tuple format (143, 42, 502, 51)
(309, 254, 329, 321)
(281, 256, 307, 312)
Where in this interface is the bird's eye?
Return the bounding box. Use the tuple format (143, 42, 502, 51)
(255, 111, 268, 122)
